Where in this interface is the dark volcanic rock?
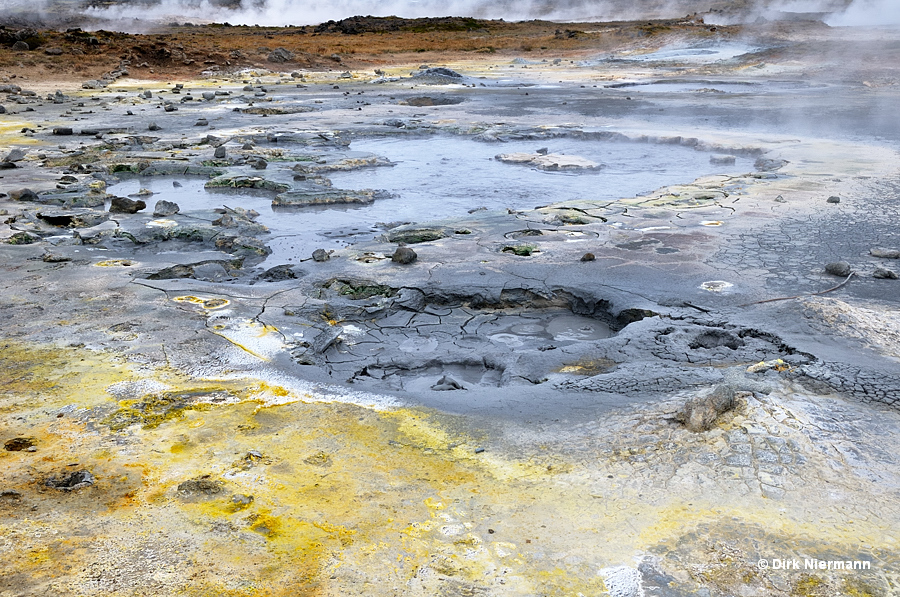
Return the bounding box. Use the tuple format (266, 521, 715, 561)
(873, 267, 898, 279)
(825, 261, 851, 276)
(312, 248, 330, 262)
(52, 127, 73, 136)
(676, 385, 736, 432)
(4, 437, 36, 451)
(258, 264, 299, 281)
(267, 47, 295, 63)
(177, 477, 222, 496)
(870, 247, 900, 259)
(109, 196, 146, 214)
(581, 252, 596, 262)
(45, 470, 95, 491)
(9, 188, 39, 202)
(391, 246, 418, 264)
(153, 200, 180, 217)
(826, 195, 841, 204)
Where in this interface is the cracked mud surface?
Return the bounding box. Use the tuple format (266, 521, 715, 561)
(1, 15, 900, 597)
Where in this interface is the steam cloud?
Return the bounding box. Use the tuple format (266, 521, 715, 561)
(1, 0, 894, 28)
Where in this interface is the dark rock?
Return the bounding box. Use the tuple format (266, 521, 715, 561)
(212, 214, 237, 227)
(45, 470, 95, 491)
(4, 437, 36, 451)
(267, 47, 295, 63)
(386, 227, 446, 244)
(177, 477, 222, 496)
(536, 147, 549, 155)
(413, 67, 463, 79)
(7, 232, 38, 245)
(153, 200, 180, 217)
(391, 246, 418, 264)
(164, 104, 177, 112)
(3, 148, 26, 162)
(825, 261, 851, 276)
(431, 375, 465, 391)
(826, 195, 841, 204)
(109, 196, 146, 214)
(676, 385, 736, 432)
(42, 251, 71, 263)
(148, 264, 195, 280)
(52, 127, 74, 135)
(214, 146, 227, 159)
(258, 264, 298, 281)
(195, 118, 209, 126)
(148, 122, 161, 131)
(581, 252, 595, 262)
(873, 267, 898, 279)
(0, 161, 15, 169)
(44, 47, 63, 55)
(0, 105, 6, 114)
(251, 158, 268, 170)
(312, 248, 330, 262)
(12, 41, 29, 51)
(870, 247, 900, 259)
(202, 91, 215, 100)
(9, 188, 38, 202)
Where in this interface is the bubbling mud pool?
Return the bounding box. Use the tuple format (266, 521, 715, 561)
(107, 135, 753, 264)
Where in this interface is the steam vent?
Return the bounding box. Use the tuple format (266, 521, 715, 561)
(1, 1, 899, 595)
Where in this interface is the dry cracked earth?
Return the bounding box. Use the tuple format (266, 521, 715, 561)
(0, 12, 899, 597)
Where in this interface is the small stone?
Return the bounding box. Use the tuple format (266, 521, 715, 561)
(826, 195, 841, 204)
(312, 248, 330, 262)
(42, 251, 71, 263)
(212, 214, 237, 227)
(0, 106, 6, 114)
(431, 375, 465, 391)
(195, 118, 209, 126)
(52, 127, 74, 135)
(581, 252, 595, 262)
(153, 200, 180, 217)
(873, 267, 898, 279)
(258, 264, 298, 281)
(676, 385, 736, 432)
(109, 196, 147, 214)
(45, 470, 94, 491)
(44, 47, 63, 55)
(3, 148, 26, 162)
(164, 104, 177, 112)
(214, 146, 226, 159)
(142, 90, 152, 98)
(202, 91, 215, 100)
(4, 437, 37, 451)
(242, 143, 254, 150)
(824, 261, 851, 277)
(12, 41, 29, 51)
(250, 158, 267, 170)
(536, 147, 549, 155)
(870, 247, 900, 259)
(9, 188, 39, 202)
(392, 246, 418, 264)
(148, 122, 161, 131)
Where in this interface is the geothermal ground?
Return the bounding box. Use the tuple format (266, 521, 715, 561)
(1, 13, 900, 597)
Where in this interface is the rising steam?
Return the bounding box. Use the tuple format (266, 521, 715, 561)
(0, 0, 893, 28)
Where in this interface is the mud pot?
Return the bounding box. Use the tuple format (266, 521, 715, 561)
(1, 10, 899, 597)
